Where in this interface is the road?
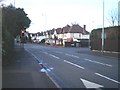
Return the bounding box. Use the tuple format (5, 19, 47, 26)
(24, 43, 119, 89)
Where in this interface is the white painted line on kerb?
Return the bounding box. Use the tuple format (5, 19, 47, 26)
(25, 49, 40, 61)
(65, 54, 79, 58)
(95, 73, 120, 84)
(25, 49, 43, 64)
(64, 60, 85, 69)
(84, 58, 112, 67)
(49, 54, 60, 59)
(46, 72, 61, 88)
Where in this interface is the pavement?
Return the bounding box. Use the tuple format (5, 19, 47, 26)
(2, 44, 59, 89)
(77, 49, 120, 59)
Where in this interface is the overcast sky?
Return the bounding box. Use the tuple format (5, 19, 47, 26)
(1, 0, 119, 33)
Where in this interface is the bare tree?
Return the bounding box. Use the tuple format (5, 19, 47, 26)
(107, 9, 118, 26)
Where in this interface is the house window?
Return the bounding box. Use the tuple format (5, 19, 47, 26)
(72, 33, 74, 37)
(79, 34, 81, 37)
(64, 34, 66, 37)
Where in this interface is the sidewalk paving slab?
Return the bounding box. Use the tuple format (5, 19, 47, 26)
(2, 44, 58, 89)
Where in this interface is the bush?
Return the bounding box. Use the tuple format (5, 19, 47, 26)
(2, 30, 14, 62)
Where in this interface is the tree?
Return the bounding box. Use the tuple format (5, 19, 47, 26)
(107, 9, 118, 26)
(2, 4, 31, 37)
(2, 4, 31, 62)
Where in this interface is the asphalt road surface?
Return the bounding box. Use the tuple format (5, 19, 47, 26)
(24, 43, 119, 89)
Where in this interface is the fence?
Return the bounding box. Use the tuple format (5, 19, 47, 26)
(90, 26, 120, 52)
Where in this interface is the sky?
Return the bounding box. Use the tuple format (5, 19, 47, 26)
(1, 0, 119, 33)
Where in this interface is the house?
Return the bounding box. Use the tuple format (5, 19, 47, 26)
(29, 24, 90, 47)
(44, 24, 90, 46)
(63, 24, 89, 46)
(62, 25, 71, 43)
(54, 28, 63, 45)
(46, 29, 54, 39)
(62, 24, 90, 46)
(48, 28, 63, 45)
(56, 28, 63, 39)
(44, 29, 55, 45)
(67, 24, 84, 41)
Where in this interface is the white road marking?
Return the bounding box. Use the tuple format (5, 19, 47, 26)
(65, 53, 71, 56)
(40, 68, 47, 73)
(49, 54, 60, 59)
(71, 55, 79, 58)
(64, 60, 85, 69)
(80, 78, 104, 88)
(39, 62, 42, 65)
(95, 73, 120, 84)
(55, 51, 62, 54)
(105, 64, 112, 67)
(65, 54, 79, 58)
(43, 52, 48, 54)
(84, 58, 112, 67)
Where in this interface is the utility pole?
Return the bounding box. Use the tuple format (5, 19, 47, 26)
(14, 0, 15, 7)
(118, 1, 120, 26)
(42, 13, 47, 31)
(102, 0, 104, 53)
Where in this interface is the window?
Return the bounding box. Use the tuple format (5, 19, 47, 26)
(64, 34, 66, 37)
(79, 34, 81, 37)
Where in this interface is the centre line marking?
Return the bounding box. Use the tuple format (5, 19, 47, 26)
(71, 55, 79, 58)
(49, 54, 60, 59)
(55, 51, 62, 54)
(95, 73, 120, 84)
(65, 54, 79, 58)
(64, 60, 85, 69)
(84, 59, 112, 67)
(65, 54, 71, 56)
(43, 52, 48, 54)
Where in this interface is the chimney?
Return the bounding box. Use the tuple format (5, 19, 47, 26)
(83, 25, 86, 34)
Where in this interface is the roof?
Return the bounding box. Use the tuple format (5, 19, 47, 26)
(47, 29, 54, 35)
(68, 24, 83, 33)
(31, 24, 90, 36)
(68, 24, 90, 34)
(56, 28, 63, 34)
(62, 25, 71, 33)
(83, 30, 90, 35)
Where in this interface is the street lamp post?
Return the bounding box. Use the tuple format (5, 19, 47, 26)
(13, 0, 15, 7)
(42, 13, 47, 31)
(102, 0, 105, 53)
